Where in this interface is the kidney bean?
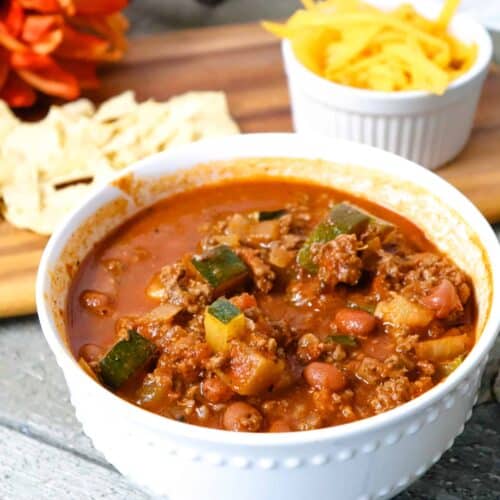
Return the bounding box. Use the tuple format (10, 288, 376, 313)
(101, 258, 124, 276)
(268, 419, 292, 432)
(79, 343, 104, 363)
(303, 362, 347, 392)
(80, 290, 113, 316)
(202, 376, 234, 404)
(334, 308, 376, 336)
(223, 402, 263, 432)
(422, 279, 463, 319)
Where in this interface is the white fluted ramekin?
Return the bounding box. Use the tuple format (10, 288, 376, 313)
(282, 0, 493, 170)
(37, 134, 500, 500)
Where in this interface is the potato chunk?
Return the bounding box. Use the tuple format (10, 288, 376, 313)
(415, 335, 468, 362)
(204, 298, 246, 353)
(375, 294, 433, 328)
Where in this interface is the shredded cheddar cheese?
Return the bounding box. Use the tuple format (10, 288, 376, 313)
(263, 0, 477, 94)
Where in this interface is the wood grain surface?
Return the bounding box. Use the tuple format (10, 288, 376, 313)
(0, 22, 499, 318)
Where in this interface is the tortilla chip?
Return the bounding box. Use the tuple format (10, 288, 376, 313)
(94, 90, 137, 122)
(0, 90, 239, 234)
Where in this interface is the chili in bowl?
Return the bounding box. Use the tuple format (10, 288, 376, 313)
(37, 134, 500, 500)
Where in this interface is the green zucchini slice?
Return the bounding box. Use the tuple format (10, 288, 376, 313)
(192, 245, 248, 291)
(99, 330, 157, 390)
(258, 209, 287, 221)
(207, 297, 241, 323)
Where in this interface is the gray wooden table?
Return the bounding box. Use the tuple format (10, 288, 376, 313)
(1, 1, 499, 499)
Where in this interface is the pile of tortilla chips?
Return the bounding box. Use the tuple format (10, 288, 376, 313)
(263, 0, 477, 94)
(0, 91, 239, 234)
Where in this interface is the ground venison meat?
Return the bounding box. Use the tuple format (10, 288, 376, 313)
(393, 331, 419, 354)
(356, 357, 384, 384)
(198, 218, 230, 250)
(314, 234, 363, 287)
(383, 354, 411, 377)
(237, 247, 275, 292)
(411, 376, 434, 397)
(370, 376, 411, 414)
(375, 252, 409, 289)
(355, 353, 411, 385)
(296, 333, 323, 364)
(159, 261, 211, 314)
(376, 250, 471, 306)
(286, 197, 312, 232)
(157, 326, 212, 383)
(381, 229, 416, 256)
(403, 253, 468, 290)
(205, 351, 230, 371)
(114, 315, 173, 343)
(245, 329, 279, 355)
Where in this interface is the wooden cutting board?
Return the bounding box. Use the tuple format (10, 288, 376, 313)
(1, 22, 500, 318)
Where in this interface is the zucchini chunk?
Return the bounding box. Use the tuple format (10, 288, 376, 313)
(368, 217, 394, 238)
(297, 203, 370, 272)
(192, 245, 248, 292)
(99, 330, 157, 389)
(258, 209, 287, 221)
(329, 203, 370, 234)
(204, 297, 246, 352)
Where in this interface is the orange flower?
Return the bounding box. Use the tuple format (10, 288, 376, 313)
(0, 0, 128, 106)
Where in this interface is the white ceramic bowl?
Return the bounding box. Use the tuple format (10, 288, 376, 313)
(448, 0, 500, 63)
(282, 0, 493, 170)
(37, 134, 500, 500)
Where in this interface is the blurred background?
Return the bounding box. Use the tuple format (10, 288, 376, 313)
(123, 0, 500, 62)
(125, 0, 298, 34)
(123, 0, 500, 29)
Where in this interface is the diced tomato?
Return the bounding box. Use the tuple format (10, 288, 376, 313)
(230, 293, 257, 311)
